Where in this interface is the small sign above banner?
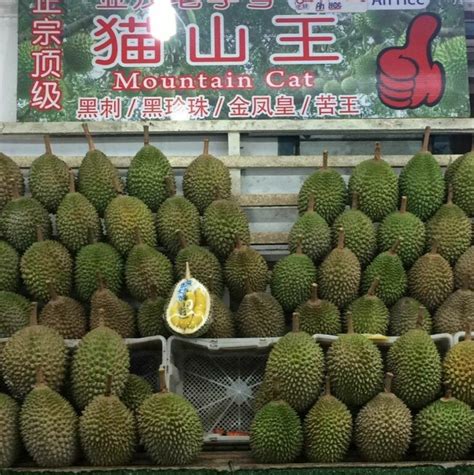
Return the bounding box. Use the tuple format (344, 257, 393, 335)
(17, 0, 469, 122)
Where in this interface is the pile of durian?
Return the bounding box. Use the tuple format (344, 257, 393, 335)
(0, 124, 473, 467)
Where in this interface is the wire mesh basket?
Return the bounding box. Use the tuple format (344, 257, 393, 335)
(453, 331, 474, 344)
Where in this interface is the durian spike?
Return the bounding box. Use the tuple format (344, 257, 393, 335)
(176, 229, 188, 250)
(29, 303, 39, 326)
(143, 125, 150, 146)
(337, 228, 345, 250)
(322, 150, 329, 170)
(310, 283, 319, 304)
(97, 308, 106, 327)
(96, 272, 106, 290)
(165, 175, 176, 197)
(82, 123, 96, 152)
(292, 313, 300, 333)
(447, 184, 454, 205)
(43, 135, 53, 155)
(104, 375, 113, 397)
(159, 367, 168, 393)
(68, 170, 76, 193)
(422, 126, 431, 153)
(384, 372, 394, 393)
(135, 227, 144, 246)
(367, 277, 380, 297)
(324, 376, 332, 396)
(47, 280, 59, 301)
(185, 262, 192, 280)
(295, 235, 304, 255)
(271, 376, 281, 401)
(35, 367, 46, 387)
(416, 306, 425, 329)
(346, 311, 354, 334)
(9, 178, 20, 199)
(374, 142, 382, 160)
(400, 196, 408, 213)
(430, 240, 439, 255)
(36, 225, 44, 243)
(307, 194, 315, 213)
(203, 138, 210, 156)
(351, 192, 359, 211)
(389, 238, 401, 255)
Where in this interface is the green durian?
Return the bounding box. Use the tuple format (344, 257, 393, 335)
(454, 246, 474, 290)
(63, 32, 93, 73)
(389, 297, 432, 336)
(289, 194, 331, 263)
(297, 151, 347, 225)
(203, 294, 235, 339)
(348, 143, 398, 222)
(127, 126, 175, 212)
(17, 42, 40, 97)
(331, 193, 377, 267)
(0, 291, 30, 338)
(0, 152, 24, 212)
(183, 139, 232, 214)
(341, 76, 358, 94)
(0, 393, 20, 468)
(399, 127, 445, 221)
(435, 36, 469, 81)
(28, 136, 70, 213)
(451, 150, 474, 217)
(121, 374, 154, 412)
(434, 286, 474, 334)
(0, 241, 19, 292)
(137, 290, 168, 338)
(377, 196, 426, 268)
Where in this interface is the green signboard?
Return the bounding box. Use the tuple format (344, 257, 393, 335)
(17, 0, 470, 121)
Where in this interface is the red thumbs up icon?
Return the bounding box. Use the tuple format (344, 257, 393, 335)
(376, 13, 445, 110)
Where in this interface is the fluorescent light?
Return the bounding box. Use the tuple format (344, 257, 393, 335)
(149, 0, 177, 42)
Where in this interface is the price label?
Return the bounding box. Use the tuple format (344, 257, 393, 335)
(287, 0, 368, 13)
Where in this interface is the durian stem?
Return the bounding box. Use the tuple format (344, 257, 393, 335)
(337, 228, 345, 250)
(351, 192, 359, 211)
(159, 367, 168, 393)
(185, 262, 192, 280)
(47, 280, 58, 301)
(367, 277, 380, 297)
(464, 322, 472, 341)
(389, 239, 401, 255)
(35, 367, 46, 386)
(384, 372, 394, 393)
(292, 313, 300, 333)
(271, 376, 281, 401)
(430, 240, 439, 255)
(9, 178, 20, 199)
(203, 138, 210, 155)
(88, 228, 98, 245)
(176, 230, 188, 250)
(29, 303, 38, 326)
(68, 170, 76, 193)
(244, 277, 253, 296)
(43, 135, 53, 155)
(416, 306, 425, 329)
(143, 125, 150, 146)
(165, 176, 176, 197)
(400, 196, 408, 213)
(135, 228, 143, 246)
(96, 272, 106, 290)
(149, 284, 158, 301)
(374, 142, 382, 160)
(82, 123, 96, 152)
(322, 150, 329, 169)
(295, 235, 304, 255)
(442, 386, 453, 401)
(324, 376, 331, 396)
(113, 177, 123, 194)
(461, 274, 470, 292)
(234, 235, 243, 250)
(307, 194, 315, 213)
(105, 375, 113, 397)
(422, 126, 431, 152)
(310, 283, 319, 304)
(447, 184, 453, 205)
(97, 308, 106, 327)
(36, 225, 44, 243)
(346, 312, 354, 334)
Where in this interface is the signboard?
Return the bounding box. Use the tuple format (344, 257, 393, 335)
(17, 0, 470, 121)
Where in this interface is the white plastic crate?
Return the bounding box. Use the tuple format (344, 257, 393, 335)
(453, 331, 474, 345)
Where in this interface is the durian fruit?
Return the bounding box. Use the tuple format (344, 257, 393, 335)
(295, 283, 341, 336)
(71, 319, 130, 410)
(224, 239, 268, 302)
(378, 196, 426, 268)
(20, 369, 78, 468)
(203, 294, 235, 339)
(56, 171, 101, 253)
(355, 373, 412, 462)
(235, 291, 285, 338)
(38, 281, 87, 340)
(0, 393, 20, 468)
(389, 297, 432, 336)
(425, 185, 471, 265)
(443, 323, 474, 406)
(326, 315, 384, 407)
(434, 284, 474, 334)
(127, 127, 175, 212)
(175, 233, 224, 297)
(413, 391, 474, 461)
(0, 241, 19, 292)
(138, 369, 203, 465)
(304, 378, 352, 463)
(202, 198, 250, 261)
(125, 234, 174, 301)
(105, 193, 157, 256)
(455, 246, 474, 290)
(257, 315, 325, 413)
(90, 279, 136, 338)
(399, 127, 445, 221)
(250, 378, 303, 463)
(345, 278, 389, 335)
(156, 179, 200, 257)
(121, 374, 153, 412)
(28, 135, 70, 213)
(0, 181, 51, 252)
(79, 375, 136, 466)
(348, 143, 398, 222)
(450, 148, 474, 217)
(74, 240, 123, 302)
(387, 310, 442, 409)
(63, 32, 93, 73)
(297, 150, 347, 225)
(318, 228, 361, 309)
(183, 139, 232, 214)
(1, 304, 67, 399)
(288, 194, 331, 263)
(408, 242, 454, 312)
(137, 288, 168, 338)
(20, 228, 73, 302)
(361, 240, 407, 307)
(0, 152, 24, 212)
(331, 193, 377, 267)
(17, 42, 39, 97)
(78, 124, 122, 216)
(0, 291, 30, 338)
(270, 240, 317, 314)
